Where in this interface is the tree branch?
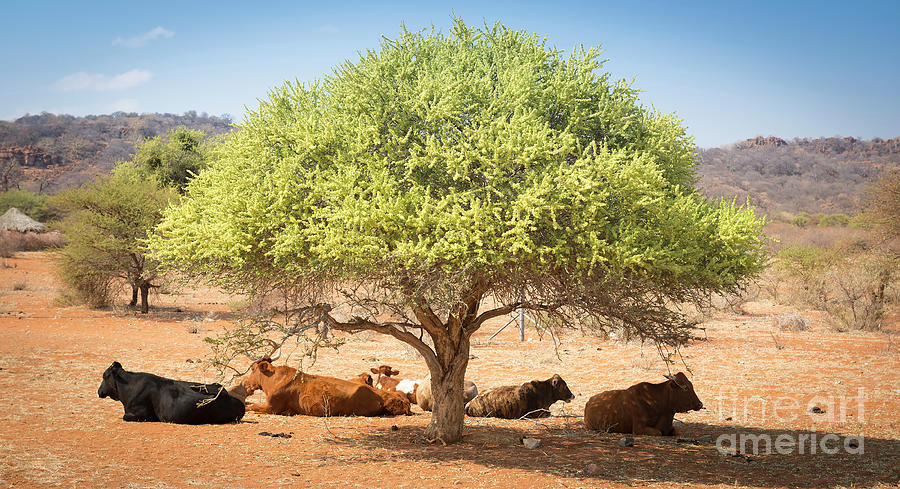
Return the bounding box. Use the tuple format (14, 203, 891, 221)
(319, 310, 439, 368)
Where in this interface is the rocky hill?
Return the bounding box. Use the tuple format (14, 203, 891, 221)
(0, 112, 233, 193)
(2, 113, 897, 217)
(697, 136, 900, 215)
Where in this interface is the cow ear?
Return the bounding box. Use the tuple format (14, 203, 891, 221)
(551, 375, 560, 386)
(391, 369, 400, 376)
(370, 368, 380, 375)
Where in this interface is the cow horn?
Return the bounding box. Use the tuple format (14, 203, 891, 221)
(269, 348, 281, 362)
(663, 374, 675, 381)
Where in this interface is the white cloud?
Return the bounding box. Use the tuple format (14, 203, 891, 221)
(112, 26, 174, 48)
(319, 24, 338, 33)
(54, 69, 153, 92)
(107, 98, 139, 113)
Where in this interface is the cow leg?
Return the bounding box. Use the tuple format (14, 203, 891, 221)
(632, 424, 663, 436)
(123, 409, 157, 422)
(656, 414, 676, 436)
(247, 402, 274, 414)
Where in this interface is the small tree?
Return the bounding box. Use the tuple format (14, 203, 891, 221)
(152, 19, 766, 443)
(0, 158, 24, 192)
(132, 126, 210, 193)
(53, 164, 175, 312)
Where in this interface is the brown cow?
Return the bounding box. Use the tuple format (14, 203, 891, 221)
(351, 372, 411, 415)
(583, 372, 703, 435)
(465, 375, 572, 419)
(415, 377, 478, 412)
(228, 358, 387, 417)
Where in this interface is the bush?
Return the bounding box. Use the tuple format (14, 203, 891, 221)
(818, 213, 850, 227)
(776, 244, 898, 331)
(791, 212, 810, 228)
(56, 254, 116, 308)
(0, 230, 25, 259)
(0, 189, 49, 220)
(773, 313, 809, 332)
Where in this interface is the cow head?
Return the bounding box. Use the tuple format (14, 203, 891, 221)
(549, 374, 575, 403)
(236, 359, 277, 394)
(370, 365, 400, 377)
(98, 361, 123, 400)
(664, 372, 703, 412)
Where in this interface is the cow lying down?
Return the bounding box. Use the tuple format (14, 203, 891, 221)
(228, 357, 409, 417)
(465, 374, 574, 419)
(416, 376, 478, 412)
(583, 372, 703, 435)
(98, 362, 245, 424)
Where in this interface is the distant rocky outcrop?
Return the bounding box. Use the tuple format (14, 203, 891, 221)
(735, 136, 788, 150)
(0, 145, 61, 168)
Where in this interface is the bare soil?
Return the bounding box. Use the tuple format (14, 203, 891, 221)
(1, 252, 898, 488)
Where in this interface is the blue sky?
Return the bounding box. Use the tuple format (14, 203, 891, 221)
(2, 1, 897, 147)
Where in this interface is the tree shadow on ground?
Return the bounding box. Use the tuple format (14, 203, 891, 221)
(327, 418, 900, 487)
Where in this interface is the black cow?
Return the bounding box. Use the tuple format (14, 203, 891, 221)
(98, 362, 245, 424)
(465, 374, 574, 419)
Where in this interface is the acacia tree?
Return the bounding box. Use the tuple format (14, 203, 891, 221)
(151, 19, 765, 443)
(54, 164, 175, 313)
(132, 126, 209, 193)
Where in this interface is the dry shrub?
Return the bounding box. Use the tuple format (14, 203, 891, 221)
(822, 251, 898, 331)
(776, 245, 898, 331)
(773, 313, 809, 332)
(0, 231, 25, 259)
(56, 255, 116, 308)
(766, 221, 871, 251)
(0, 230, 63, 257)
(22, 231, 64, 250)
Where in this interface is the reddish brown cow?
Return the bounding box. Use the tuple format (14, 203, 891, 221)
(583, 372, 704, 435)
(228, 358, 387, 417)
(350, 372, 411, 415)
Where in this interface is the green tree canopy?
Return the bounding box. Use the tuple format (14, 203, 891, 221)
(0, 189, 51, 221)
(53, 163, 175, 312)
(133, 126, 209, 192)
(151, 19, 766, 442)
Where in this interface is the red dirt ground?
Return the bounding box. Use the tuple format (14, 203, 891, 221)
(1, 252, 898, 488)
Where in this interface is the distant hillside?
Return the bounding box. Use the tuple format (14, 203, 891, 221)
(697, 136, 900, 215)
(0, 112, 233, 193)
(2, 113, 897, 216)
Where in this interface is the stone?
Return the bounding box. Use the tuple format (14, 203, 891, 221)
(522, 437, 541, 449)
(619, 436, 634, 447)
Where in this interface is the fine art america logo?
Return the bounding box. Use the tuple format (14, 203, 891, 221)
(710, 389, 866, 455)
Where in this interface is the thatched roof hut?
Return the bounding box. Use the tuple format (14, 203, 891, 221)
(0, 207, 47, 232)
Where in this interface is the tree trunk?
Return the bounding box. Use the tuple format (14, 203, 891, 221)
(139, 282, 150, 314)
(423, 339, 470, 444)
(129, 285, 138, 306)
